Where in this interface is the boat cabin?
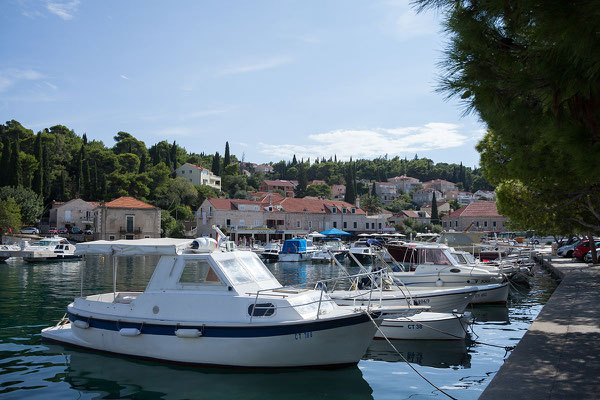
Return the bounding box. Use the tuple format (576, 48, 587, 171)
(281, 238, 314, 254)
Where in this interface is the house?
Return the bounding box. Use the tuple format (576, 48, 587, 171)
(175, 163, 221, 191)
(95, 197, 161, 240)
(308, 180, 327, 186)
(442, 202, 507, 232)
(446, 191, 477, 205)
(49, 199, 99, 231)
(331, 184, 346, 200)
(420, 200, 451, 215)
(374, 182, 399, 205)
(389, 210, 431, 225)
(387, 175, 422, 195)
(412, 188, 443, 205)
(422, 179, 457, 194)
(259, 180, 296, 197)
(255, 164, 274, 174)
(474, 190, 496, 201)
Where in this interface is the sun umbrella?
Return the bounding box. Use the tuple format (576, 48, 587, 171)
(320, 228, 352, 236)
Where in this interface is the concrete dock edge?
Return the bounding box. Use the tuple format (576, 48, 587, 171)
(479, 254, 600, 399)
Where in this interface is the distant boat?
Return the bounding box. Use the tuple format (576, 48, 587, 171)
(278, 238, 318, 262)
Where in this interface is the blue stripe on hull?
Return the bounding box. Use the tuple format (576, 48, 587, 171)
(67, 311, 377, 338)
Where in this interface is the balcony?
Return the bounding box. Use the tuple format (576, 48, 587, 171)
(119, 227, 142, 234)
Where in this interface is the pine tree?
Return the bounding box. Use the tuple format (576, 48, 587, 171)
(139, 152, 147, 173)
(295, 163, 308, 198)
(224, 141, 230, 167)
(32, 133, 43, 198)
(170, 141, 177, 171)
(42, 144, 51, 201)
(59, 171, 66, 201)
(344, 163, 356, 205)
(431, 192, 439, 225)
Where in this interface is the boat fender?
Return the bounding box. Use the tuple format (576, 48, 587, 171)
(435, 279, 444, 287)
(73, 320, 89, 329)
(119, 328, 141, 337)
(175, 328, 202, 338)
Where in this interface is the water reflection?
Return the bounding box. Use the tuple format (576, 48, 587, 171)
(364, 339, 471, 369)
(469, 306, 510, 324)
(44, 344, 374, 400)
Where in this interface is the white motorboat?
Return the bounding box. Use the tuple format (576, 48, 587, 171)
(375, 312, 471, 340)
(0, 236, 75, 263)
(348, 240, 376, 264)
(278, 238, 318, 262)
(51, 242, 81, 261)
(311, 238, 348, 263)
(385, 242, 508, 304)
(0, 244, 20, 261)
(258, 242, 281, 262)
(42, 237, 391, 368)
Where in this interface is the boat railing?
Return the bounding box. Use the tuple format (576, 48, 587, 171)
(247, 269, 384, 323)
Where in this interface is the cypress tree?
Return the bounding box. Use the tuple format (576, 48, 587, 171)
(371, 182, 377, 196)
(11, 140, 22, 187)
(90, 163, 98, 200)
(295, 163, 308, 198)
(431, 192, 439, 225)
(59, 171, 66, 201)
(83, 160, 91, 199)
(76, 145, 84, 196)
(0, 139, 11, 187)
(170, 141, 177, 170)
(139, 152, 147, 173)
(292, 154, 297, 165)
(42, 143, 51, 201)
(224, 141, 230, 167)
(344, 164, 356, 205)
(211, 152, 221, 175)
(32, 133, 43, 197)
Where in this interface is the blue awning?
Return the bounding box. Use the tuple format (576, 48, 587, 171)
(319, 228, 352, 236)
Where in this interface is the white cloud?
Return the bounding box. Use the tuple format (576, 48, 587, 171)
(44, 81, 58, 90)
(260, 123, 469, 161)
(120, 74, 130, 80)
(381, 1, 439, 41)
(218, 56, 293, 76)
(0, 68, 44, 92)
(46, 0, 80, 20)
(152, 127, 193, 137)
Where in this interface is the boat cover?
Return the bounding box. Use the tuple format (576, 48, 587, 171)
(75, 238, 194, 256)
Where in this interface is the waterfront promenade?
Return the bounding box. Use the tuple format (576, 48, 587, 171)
(480, 253, 600, 399)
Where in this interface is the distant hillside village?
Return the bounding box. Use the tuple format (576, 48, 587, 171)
(0, 120, 505, 240)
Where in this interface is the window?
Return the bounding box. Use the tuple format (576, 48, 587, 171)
(366, 223, 369, 229)
(476, 221, 479, 227)
(239, 219, 245, 227)
(179, 259, 222, 285)
(351, 208, 356, 214)
(109, 235, 115, 240)
(254, 220, 260, 227)
(484, 221, 488, 227)
(126, 235, 134, 240)
(226, 219, 231, 226)
(378, 223, 382, 229)
(333, 222, 337, 228)
(126, 215, 134, 233)
(493, 221, 497, 227)
(144, 235, 150, 238)
(342, 208, 347, 214)
(420, 248, 452, 265)
(371, 223, 375, 229)
(353, 222, 357, 228)
(308, 221, 312, 229)
(239, 254, 274, 282)
(332, 207, 337, 213)
(189, 170, 192, 173)
(218, 258, 254, 284)
(296, 220, 300, 228)
(343, 222, 347, 229)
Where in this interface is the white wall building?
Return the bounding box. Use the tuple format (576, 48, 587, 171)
(175, 163, 221, 191)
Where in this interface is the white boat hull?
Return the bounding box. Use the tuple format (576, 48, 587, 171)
(470, 282, 510, 304)
(41, 313, 379, 368)
(330, 287, 477, 313)
(278, 252, 315, 262)
(375, 312, 470, 340)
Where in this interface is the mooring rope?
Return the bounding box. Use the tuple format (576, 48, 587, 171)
(365, 312, 459, 400)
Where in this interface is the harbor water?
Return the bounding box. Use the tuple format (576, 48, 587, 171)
(0, 256, 557, 399)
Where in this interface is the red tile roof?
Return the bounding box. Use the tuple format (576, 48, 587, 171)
(262, 179, 295, 187)
(445, 202, 502, 218)
(104, 197, 157, 209)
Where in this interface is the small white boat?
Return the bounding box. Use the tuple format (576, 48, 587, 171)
(311, 238, 347, 263)
(41, 237, 392, 368)
(52, 243, 81, 261)
(258, 242, 281, 262)
(278, 238, 318, 262)
(375, 312, 471, 340)
(348, 240, 376, 264)
(0, 237, 76, 263)
(0, 244, 20, 261)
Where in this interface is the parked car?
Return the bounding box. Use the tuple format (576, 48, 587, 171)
(58, 227, 68, 234)
(558, 240, 581, 257)
(573, 240, 600, 260)
(584, 249, 600, 263)
(84, 229, 94, 235)
(47, 227, 58, 235)
(20, 227, 39, 234)
(70, 227, 83, 234)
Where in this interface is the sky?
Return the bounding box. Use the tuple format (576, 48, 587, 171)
(1, 0, 486, 166)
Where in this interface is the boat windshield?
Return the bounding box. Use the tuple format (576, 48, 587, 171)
(452, 253, 467, 264)
(39, 240, 58, 246)
(239, 253, 275, 282)
(217, 258, 255, 285)
(420, 248, 452, 265)
(180, 259, 223, 285)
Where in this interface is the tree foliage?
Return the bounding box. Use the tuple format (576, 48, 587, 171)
(0, 186, 43, 225)
(0, 197, 21, 233)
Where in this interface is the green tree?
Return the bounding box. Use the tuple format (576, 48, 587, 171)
(223, 141, 231, 169)
(196, 185, 218, 207)
(431, 192, 439, 225)
(0, 139, 11, 187)
(0, 197, 21, 233)
(19, 152, 38, 189)
(0, 186, 43, 224)
(306, 183, 332, 199)
(211, 152, 221, 176)
(415, 0, 600, 254)
(360, 194, 382, 214)
(32, 133, 43, 197)
(343, 163, 356, 204)
(294, 163, 308, 198)
(10, 140, 22, 187)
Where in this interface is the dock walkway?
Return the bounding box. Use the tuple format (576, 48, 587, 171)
(480, 254, 600, 399)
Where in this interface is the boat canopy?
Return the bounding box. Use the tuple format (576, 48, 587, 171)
(75, 238, 195, 256)
(282, 239, 311, 253)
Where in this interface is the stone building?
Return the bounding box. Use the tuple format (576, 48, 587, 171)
(175, 163, 221, 190)
(387, 175, 422, 194)
(95, 197, 161, 240)
(49, 199, 98, 231)
(442, 202, 507, 232)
